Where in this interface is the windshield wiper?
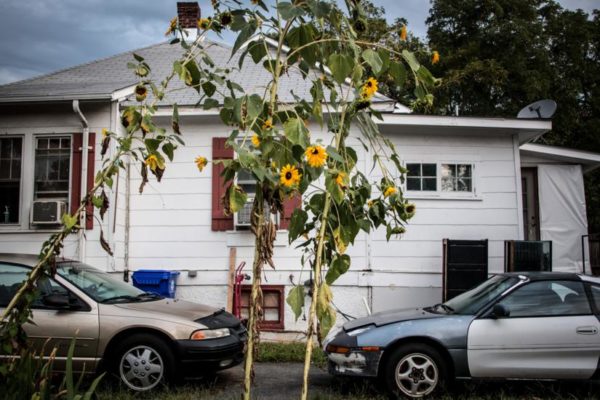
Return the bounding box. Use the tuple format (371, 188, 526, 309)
(135, 292, 164, 301)
(101, 295, 140, 304)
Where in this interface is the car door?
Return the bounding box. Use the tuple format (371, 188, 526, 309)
(467, 279, 600, 379)
(0, 262, 100, 372)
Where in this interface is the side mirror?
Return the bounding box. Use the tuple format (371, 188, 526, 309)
(42, 293, 70, 308)
(492, 304, 510, 318)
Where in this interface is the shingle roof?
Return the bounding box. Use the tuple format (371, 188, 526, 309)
(0, 39, 394, 107)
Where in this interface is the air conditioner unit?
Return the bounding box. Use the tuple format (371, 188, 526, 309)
(235, 199, 254, 227)
(31, 200, 67, 225)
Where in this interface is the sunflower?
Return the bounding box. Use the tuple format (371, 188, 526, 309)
(145, 154, 160, 172)
(305, 145, 327, 168)
(251, 134, 261, 147)
(165, 17, 177, 36)
(262, 118, 273, 130)
(367, 200, 374, 208)
(405, 203, 416, 214)
(198, 18, 211, 30)
(280, 164, 301, 187)
(432, 51, 440, 65)
(220, 11, 232, 26)
(384, 186, 397, 198)
(360, 77, 378, 100)
(101, 128, 109, 138)
(335, 172, 347, 187)
(135, 85, 147, 102)
(400, 25, 407, 41)
(195, 156, 207, 172)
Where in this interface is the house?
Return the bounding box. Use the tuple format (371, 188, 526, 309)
(1, 3, 598, 335)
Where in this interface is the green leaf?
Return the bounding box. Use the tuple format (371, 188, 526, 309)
(132, 53, 145, 62)
(288, 208, 308, 244)
(402, 49, 421, 72)
(202, 81, 216, 97)
(144, 138, 160, 152)
(377, 48, 390, 74)
(283, 118, 309, 148)
(316, 283, 336, 339)
(325, 254, 351, 285)
(232, 21, 257, 58)
(325, 174, 344, 204)
(62, 213, 78, 230)
(248, 40, 267, 64)
(286, 285, 305, 321)
(277, 2, 305, 20)
(389, 61, 407, 88)
(416, 66, 436, 87)
(229, 185, 247, 213)
(287, 24, 317, 65)
(362, 49, 383, 76)
(327, 53, 353, 84)
(162, 142, 174, 162)
(203, 98, 219, 110)
(246, 94, 263, 121)
(325, 146, 344, 163)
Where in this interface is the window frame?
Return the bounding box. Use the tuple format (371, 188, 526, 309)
(403, 159, 481, 200)
(492, 280, 593, 319)
(33, 134, 73, 204)
(0, 136, 24, 226)
(240, 284, 285, 331)
(586, 283, 600, 316)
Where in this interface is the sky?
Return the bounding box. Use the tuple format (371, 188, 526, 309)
(0, 0, 598, 85)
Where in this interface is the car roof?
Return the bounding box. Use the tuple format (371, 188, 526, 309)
(0, 253, 78, 268)
(498, 271, 587, 282)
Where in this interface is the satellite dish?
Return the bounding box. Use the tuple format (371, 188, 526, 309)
(517, 99, 557, 119)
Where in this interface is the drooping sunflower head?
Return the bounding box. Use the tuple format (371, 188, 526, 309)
(405, 203, 416, 214)
(220, 11, 232, 26)
(280, 164, 301, 187)
(198, 18, 211, 30)
(360, 77, 378, 100)
(195, 156, 207, 172)
(384, 186, 397, 198)
(251, 134, 261, 148)
(145, 154, 159, 172)
(432, 51, 440, 65)
(165, 17, 177, 36)
(262, 118, 273, 130)
(135, 85, 147, 102)
(305, 145, 327, 168)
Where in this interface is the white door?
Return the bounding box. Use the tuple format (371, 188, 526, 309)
(468, 280, 600, 379)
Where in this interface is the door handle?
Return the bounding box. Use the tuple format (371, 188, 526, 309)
(576, 326, 599, 335)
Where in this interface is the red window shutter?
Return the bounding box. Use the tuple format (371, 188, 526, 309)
(212, 137, 234, 231)
(280, 195, 301, 230)
(70, 132, 96, 230)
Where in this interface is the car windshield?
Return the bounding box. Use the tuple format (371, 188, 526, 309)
(56, 261, 162, 303)
(442, 275, 519, 315)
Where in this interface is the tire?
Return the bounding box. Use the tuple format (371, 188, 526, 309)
(112, 333, 175, 391)
(383, 343, 447, 399)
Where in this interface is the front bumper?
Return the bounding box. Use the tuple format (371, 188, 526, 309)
(325, 329, 382, 378)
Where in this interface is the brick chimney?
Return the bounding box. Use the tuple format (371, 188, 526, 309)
(177, 2, 200, 41)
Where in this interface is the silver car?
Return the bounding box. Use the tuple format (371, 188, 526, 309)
(0, 254, 247, 391)
(324, 272, 600, 399)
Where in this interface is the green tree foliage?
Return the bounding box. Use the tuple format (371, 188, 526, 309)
(426, 0, 600, 231)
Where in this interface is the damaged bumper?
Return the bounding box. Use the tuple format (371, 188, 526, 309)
(324, 328, 382, 377)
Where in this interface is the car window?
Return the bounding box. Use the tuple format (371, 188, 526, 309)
(0, 263, 68, 308)
(591, 285, 600, 312)
(444, 275, 518, 315)
(498, 280, 591, 317)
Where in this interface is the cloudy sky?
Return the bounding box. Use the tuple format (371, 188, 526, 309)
(0, 0, 598, 85)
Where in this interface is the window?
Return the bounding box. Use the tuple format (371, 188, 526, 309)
(406, 163, 436, 191)
(0, 138, 22, 224)
(34, 136, 71, 201)
(240, 285, 284, 330)
(442, 163, 472, 192)
(236, 169, 256, 229)
(0, 263, 67, 308)
(590, 285, 600, 312)
(498, 280, 591, 317)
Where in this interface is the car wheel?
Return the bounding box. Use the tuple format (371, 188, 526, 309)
(113, 333, 175, 391)
(384, 343, 447, 399)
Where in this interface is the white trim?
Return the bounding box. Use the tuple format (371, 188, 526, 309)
(513, 134, 525, 240)
(520, 143, 600, 172)
(111, 85, 136, 102)
(377, 114, 552, 131)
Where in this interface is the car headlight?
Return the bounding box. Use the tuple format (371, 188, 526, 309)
(346, 324, 374, 336)
(190, 328, 230, 340)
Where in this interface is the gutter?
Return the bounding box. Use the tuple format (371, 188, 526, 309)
(72, 100, 89, 263)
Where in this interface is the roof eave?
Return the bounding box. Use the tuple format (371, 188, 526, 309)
(520, 143, 600, 173)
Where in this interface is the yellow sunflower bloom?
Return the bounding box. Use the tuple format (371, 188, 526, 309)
(384, 186, 397, 198)
(198, 18, 211, 30)
(145, 154, 159, 172)
(400, 25, 407, 41)
(251, 134, 261, 147)
(335, 172, 347, 187)
(262, 118, 273, 130)
(195, 156, 207, 172)
(101, 128, 109, 138)
(280, 164, 301, 187)
(165, 17, 177, 36)
(367, 200, 374, 208)
(305, 145, 327, 168)
(432, 51, 440, 65)
(360, 77, 378, 100)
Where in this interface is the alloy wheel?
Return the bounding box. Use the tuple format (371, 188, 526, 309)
(119, 345, 164, 391)
(394, 352, 439, 398)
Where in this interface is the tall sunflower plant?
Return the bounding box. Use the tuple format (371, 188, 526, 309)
(179, 1, 438, 399)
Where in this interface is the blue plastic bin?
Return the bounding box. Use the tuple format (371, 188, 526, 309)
(132, 270, 180, 298)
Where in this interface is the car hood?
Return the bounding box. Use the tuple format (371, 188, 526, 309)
(107, 298, 220, 321)
(343, 307, 445, 331)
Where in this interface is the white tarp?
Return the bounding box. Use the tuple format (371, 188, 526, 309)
(538, 165, 588, 272)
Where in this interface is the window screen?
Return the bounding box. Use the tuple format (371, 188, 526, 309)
(34, 137, 71, 200)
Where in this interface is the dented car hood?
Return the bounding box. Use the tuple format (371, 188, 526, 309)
(343, 307, 445, 331)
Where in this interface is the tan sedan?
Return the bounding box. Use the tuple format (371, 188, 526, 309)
(0, 254, 247, 391)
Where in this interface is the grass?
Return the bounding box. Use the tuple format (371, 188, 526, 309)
(256, 341, 328, 367)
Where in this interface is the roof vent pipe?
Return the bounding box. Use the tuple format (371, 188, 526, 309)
(177, 2, 200, 42)
(72, 100, 89, 263)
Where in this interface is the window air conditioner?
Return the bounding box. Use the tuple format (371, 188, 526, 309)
(31, 200, 67, 225)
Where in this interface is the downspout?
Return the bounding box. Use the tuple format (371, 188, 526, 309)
(72, 100, 89, 262)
